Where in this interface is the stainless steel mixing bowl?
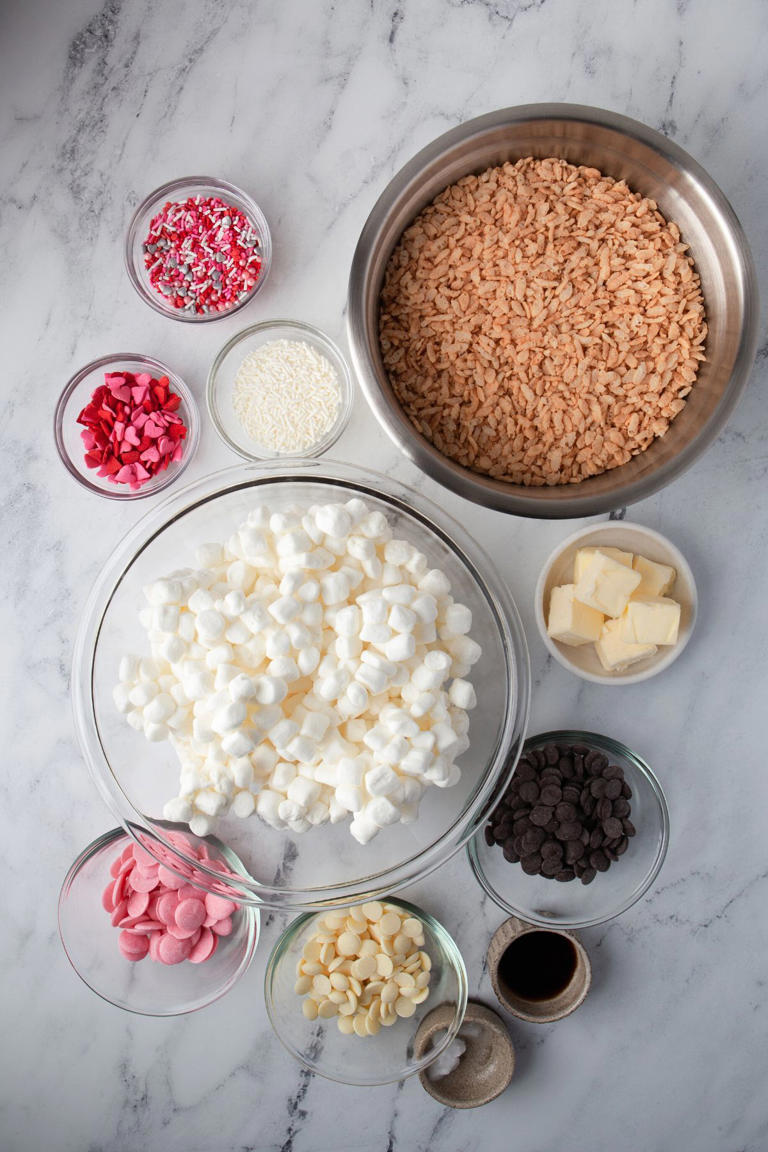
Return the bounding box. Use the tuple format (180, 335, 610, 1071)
(347, 104, 759, 518)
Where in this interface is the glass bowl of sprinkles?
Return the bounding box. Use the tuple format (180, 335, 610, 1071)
(54, 353, 200, 499)
(125, 176, 272, 322)
(207, 319, 353, 460)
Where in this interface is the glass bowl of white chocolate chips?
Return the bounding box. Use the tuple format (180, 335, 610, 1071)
(73, 461, 529, 910)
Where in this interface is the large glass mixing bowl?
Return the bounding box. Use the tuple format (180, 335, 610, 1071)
(73, 461, 529, 909)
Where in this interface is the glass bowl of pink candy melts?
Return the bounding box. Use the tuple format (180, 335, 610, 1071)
(58, 825, 259, 1015)
(54, 353, 200, 499)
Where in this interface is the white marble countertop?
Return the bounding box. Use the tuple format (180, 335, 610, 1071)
(2, 1, 767, 1149)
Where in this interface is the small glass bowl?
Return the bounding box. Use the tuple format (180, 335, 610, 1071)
(125, 176, 272, 322)
(58, 827, 260, 1016)
(264, 898, 467, 1085)
(207, 320, 353, 461)
(467, 730, 670, 929)
(54, 353, 199, 500)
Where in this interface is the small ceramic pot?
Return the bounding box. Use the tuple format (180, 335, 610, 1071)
(487, 916, 591, 1023)
(414, 1000, 515, 1108)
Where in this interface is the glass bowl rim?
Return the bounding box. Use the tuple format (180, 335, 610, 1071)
(124, 175, 272, 324)
(263, 895, 469, 1085)
(467, 728, 670, 929)
(57, 826, 261, 1017)
(53, 352, 200, 500)
(71, 459, 530, 910)
(206, 318, 354, 461)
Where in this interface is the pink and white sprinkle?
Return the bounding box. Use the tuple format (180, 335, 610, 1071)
(142, 194, 262, 315)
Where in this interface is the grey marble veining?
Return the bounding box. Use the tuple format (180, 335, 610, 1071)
(1, 1, 767, 1149)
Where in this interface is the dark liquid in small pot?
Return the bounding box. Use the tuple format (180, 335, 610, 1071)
(499, 931, 578, 1002)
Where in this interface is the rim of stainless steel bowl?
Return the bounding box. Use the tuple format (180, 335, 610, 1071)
(347, 103, 760, 519)
(72, 459, 530, 910)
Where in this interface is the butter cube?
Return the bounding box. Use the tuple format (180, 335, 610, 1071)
(547, 585, 604, 646)
(620, 596, 681, 646)
(632, 554, 676, 598)
(595, 619, 657, 672)
(573, 551, 641, 618)
(573, 546, 634, 583)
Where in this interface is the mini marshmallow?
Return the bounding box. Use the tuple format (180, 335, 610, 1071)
(232, 790, 256, 818)
(221, 730, 255, 757)
(335, 785, 364, 813)
(388, 604, 417, 633)
(365, 796, 401, 827)
(270, 719, 299, 749)
(211, 700, 247, 735)
(287, 775, 321, 809)
(113, 684, 132, 713)
(383, 633, 416, 663)
(365, 763, 401, 797)
(254, 676, 287, 705)
(205, 643, 235, 668)
(448, 678, 477, 709)
(286, 736, 317, 764)
(195, 542, 224, 568)
(268, 595, 301, 624)
(297, 646, 321, 676)
(355, 663, 388, 695)
(144, 692, 175, 723)
(144, 578, 182, 605)
(270, 761, 297, 791)
(314, 504, 353, 539)
(256, 789, 284, 825)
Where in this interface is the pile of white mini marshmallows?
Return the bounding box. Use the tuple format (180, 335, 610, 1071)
(113, 498, 481, 844)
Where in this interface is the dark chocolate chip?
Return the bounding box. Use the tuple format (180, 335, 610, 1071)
(597, 798, 613, 821)
(544, 744, 559, 765)
(612, 798, 631, 818)
(484, 824, 495, 847)
(603, 816, 623, 839)
(555, 869, 575, 882)
(604, 779, 622, 800)
(518, 781, 540, 804)
(623, 818, 636, 838)
(515, 761, 536, 782)
(563, 784, 581, 804)
(589, 827, 603, 850)
(615, 836, 629, 856)
(565, 839, 585, 864)
(603, 763, 623, 779)
(580, 867, 597, 885)
(590, 850, 610, 872)
(590, 778, 607, 798)
(540, 784, 562, 806)
(503, 840, 519, 863)
(622, 781, 632, 799)
(541, 839, 563, 860)
(521, 828, 546, 854)
(521, 852, 543, 875)
(555, 802, 577, 822)
(530, 806, 553, 827)
(541, 857, 561, 877)
(558, 756, 575, 779)
(558, 820, 583, 840)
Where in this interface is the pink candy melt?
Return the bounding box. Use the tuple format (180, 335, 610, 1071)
(102, 839, 240, 967)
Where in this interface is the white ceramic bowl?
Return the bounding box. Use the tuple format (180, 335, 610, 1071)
(535, 521, 697, 685)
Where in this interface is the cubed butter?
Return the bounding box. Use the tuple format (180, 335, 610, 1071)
(620, 596, 681, 646)
(547, 584, 604, 647)
(595, 619, 657, 672)
(632, 554, 676, 598)
(573, 546, 634, 583)
(573, 550, 641, 618)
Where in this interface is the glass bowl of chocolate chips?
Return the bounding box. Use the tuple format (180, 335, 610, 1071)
(467, 730, 669, 929)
